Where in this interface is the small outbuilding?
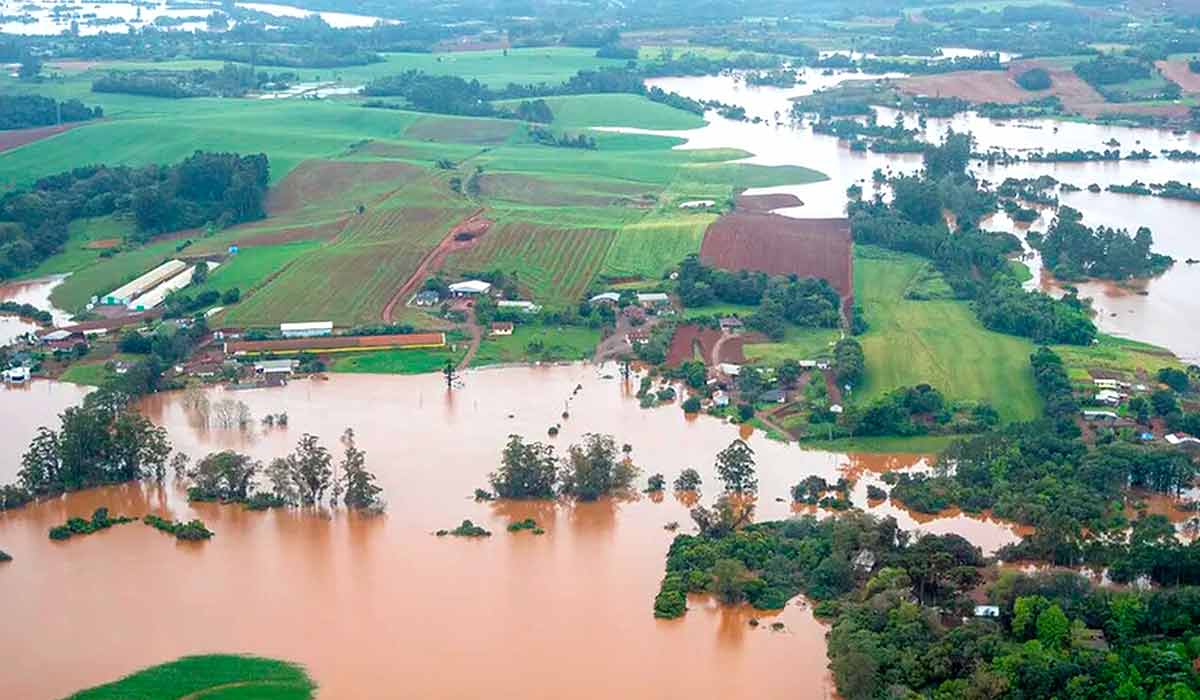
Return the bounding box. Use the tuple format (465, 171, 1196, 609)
(589, 292, 620, 305)
(490, 322, 514, 336)
(449, 280, 492, 296)
(280, 321, 333, 338)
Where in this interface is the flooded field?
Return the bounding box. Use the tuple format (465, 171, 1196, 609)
(644, 71, 1200, 362)
(0, 367, 1036, 699)
(0, 274, 69, 347)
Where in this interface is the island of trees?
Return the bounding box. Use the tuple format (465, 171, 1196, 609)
(1030, 206, 1174, 280)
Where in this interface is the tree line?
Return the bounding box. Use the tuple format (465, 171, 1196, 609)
(93, 64, 299, 99)
(0, 95, 102, 131)
(1031, 206, 1173, 281)
(0, 150, 268, 281)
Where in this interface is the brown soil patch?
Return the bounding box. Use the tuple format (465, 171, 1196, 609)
(700, 212, 854, 301)
(0, 122, 87, 154)
(84, 238, 120, 250)
(896, 60, 1191, 121)
(736, 193, 803, 212)
(266, 160, 424, 216)
(665, 325, 745, 367)
(1156, 60, 1200, 93)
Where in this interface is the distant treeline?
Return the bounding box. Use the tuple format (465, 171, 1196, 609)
(0, 95, 102, 131)
(93, 64, 298, 99)
(361, 66, 704, 120)
(0, 151, 268, 281)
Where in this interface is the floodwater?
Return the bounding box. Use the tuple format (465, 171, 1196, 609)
(643, 71, 1200, 362)
(0, 274, 70, 346)
(0, 367, 1033, 699)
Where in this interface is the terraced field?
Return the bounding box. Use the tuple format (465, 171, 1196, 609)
(443, 220, 617, 305)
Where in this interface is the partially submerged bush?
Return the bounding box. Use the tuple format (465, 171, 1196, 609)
(47, 508, 135, 541)
(645, 473, 666, 492)
(143, 514, 215, 541)
(673, 468, 702, 491)
(507, 518, 538, 532)
(438, 519, 491, 537)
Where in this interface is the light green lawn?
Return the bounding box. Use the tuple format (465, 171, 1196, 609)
(63, 654, 315, 700)
(497, 93, 707, 130)
(744, 327, 841, 363)
(471, 325, 600, 366)
(190, 242, 322, 297)
(19, 216, 130, 279)
(853, 245, 1041, 423)
(58, 362, 113, 386)
(602, 212, 715, 279)
(330, 346, 465, 374)
(1052, 334, 1181, 381)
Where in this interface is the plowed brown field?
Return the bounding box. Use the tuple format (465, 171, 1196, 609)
(700, 212, 853, 300)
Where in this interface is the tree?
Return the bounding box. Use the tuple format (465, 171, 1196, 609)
(190, 262, 209, 285)
(489, 435, 558, 498)
(1036, 604, 1070, 649)
(1158, 367, 1190, 393)
(560, 433, 636, 500)
(777, 359, 802, 387)
(715, 439, 757, 495)
(266, 457, 299, 505)
(712, 558, 750, 603)
(288, 434, 332, 507)
(18, 427, 60, 494)
(340, 429, 382, 510)
(17, 52, 41, 81)
(673, 468, 702, 491)
(188, 451, 259, 501)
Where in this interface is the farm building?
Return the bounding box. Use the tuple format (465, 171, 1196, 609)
(226, 332, 446, 357)
(498, 300, 541, 313)
(1094, 389, 1125, 406)
(718, 362, 741, 377)
(712, 390, 730, 407)
(101, 260, 187, 306)
(626, 329, 650, 345)
(760, 389, 787, 404)
(449, 280, 492, 296)
(1166, 433, 1200, 447)
(719, 317, 744, 333)
(490, 322, 514, 336)
(254, 359, 297, 375)
(637, 292, 671, 309)
(280, 321, 333, 338)
(127, 262, 219, 312)
(974, 606, 1001, 618)
(699, 212, 854, 304)
(589, 292, 620, 305)
(1082, 409, 1119, 422)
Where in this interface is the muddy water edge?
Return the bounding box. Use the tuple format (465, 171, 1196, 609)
(0, 366, 1039, 700)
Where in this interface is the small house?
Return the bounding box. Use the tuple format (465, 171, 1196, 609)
(1094, 389, 1124, 406)
(718, 363, 741, 377)
(280, 321, 333, 338)
(254, 359, 297, 376)
(719, 317, 744, 333)
(974, 605, 1001, 618)
(712, 390, 730, 407)
(449, 280, 492, 296)
(413, 290, 441, 306)
(626, 329, 650, 345)
(3, 366, 31, 383)
(1093, 378, 1121, 390)
(760, 389, 786, 404)
(490, 322, 514, 337)
(830, 404, 844, 415)
(1082, 409, 1119, 422)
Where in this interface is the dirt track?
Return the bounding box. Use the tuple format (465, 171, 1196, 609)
(0, 122, 87, 154)
(381, 208, 492, 322)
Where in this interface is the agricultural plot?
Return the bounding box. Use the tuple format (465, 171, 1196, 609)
(853, 246, 1041, 423)
(601, 212, 715, 279)
(743, 327, 840, 363)
(471, 325, 601, 366)
(442, 220, 617, 306)
(496, 93, 707, 130)
(477, 172, 654, 208)
(189, 241, 321, 299)
(226, 204, 468, 326)
(403, 115, 518, 145)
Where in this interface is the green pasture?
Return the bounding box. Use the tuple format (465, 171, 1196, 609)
(743, 327, 840, 364)
(330, 346, 466, 374)
(471, 325, 600, 366)
(62, 654, 315, 700)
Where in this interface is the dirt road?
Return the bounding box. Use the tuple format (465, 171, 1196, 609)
(381, 208, 491, 322)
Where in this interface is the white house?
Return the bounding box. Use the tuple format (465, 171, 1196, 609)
(1094, 389, 1125, 406)
(1093, 378, 1121, 390)
(1082, 409, 1119, 421)
(280, 321, 333, 338)
(254, 359, 297, 375)
(3, 366, 30, 382)
(449, 280, 492, 296)
(637, 292, 670, 308)
(497, 300, 541, 313)
(712, 390, 730, 407)
(718, 363, 741, 377)
(974, 605, 1001, 618)
(589, 292, 620, 305)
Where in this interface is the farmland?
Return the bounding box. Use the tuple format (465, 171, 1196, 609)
(601, 212, 716, 279)
(471, 325, 601, 366)
(852, 246, 1041, 423)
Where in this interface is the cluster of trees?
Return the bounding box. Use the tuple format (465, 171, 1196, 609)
(0, 95, 102, 130)
(0, 150, 268, 280)
(1031, 206, 1173, 280)
(188, 429, 384, 512)
(843, 385, 1000, 437)
(485, 433, 637, 501)
(3, 387, 170, 508)
(93, 65, 298, 99)
(1073, 56, 1152, 87)
(0, 300, 52, 325)
(850, 132, 1096, 345)
(675, 255, 842, 338)
(526, 126, 596, 149)
(1015, 67, 1053, 91)
(834, 337, 864, 389)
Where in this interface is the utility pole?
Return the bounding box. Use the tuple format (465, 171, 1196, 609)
(443, 361, 457, 390)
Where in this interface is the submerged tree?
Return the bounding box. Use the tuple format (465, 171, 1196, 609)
(340, 428, 383, 511)
(560, 433, 638, 501)
(489, 435, 559, 499)
(188, 451, 259, 502)
(715, 439, 757, 495)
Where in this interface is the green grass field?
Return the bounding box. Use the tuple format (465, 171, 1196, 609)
(1052, 334, 1181, 382)
(853, 246, 1041, 423)
(744, 327, 840, 363)
(330, 346, 466, 374)
(471, 325, 600, 366)
(63, 654, 315, 700)
(497, 93, 707, 130)
(58, 361, 114, 386)
(601, 212, 714, 279)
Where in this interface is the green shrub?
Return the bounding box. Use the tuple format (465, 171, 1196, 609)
(507, 518, 538, 532)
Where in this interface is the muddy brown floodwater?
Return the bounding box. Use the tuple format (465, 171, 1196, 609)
(0, 367, 1035, 700)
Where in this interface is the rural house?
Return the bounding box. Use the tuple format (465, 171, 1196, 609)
(490, 322, 514, 336)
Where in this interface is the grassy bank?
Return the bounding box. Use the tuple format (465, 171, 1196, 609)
(63, 654, 315, 700)
(472, 325, 600, 366)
